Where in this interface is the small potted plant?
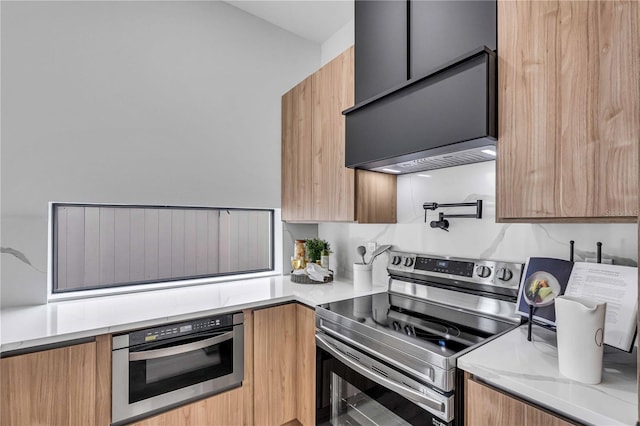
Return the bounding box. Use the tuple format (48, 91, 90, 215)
(305, 238, 331, 264)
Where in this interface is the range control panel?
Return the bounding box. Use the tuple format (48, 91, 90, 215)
(387, 251, 523, 289)
(129, 313, 235, 346)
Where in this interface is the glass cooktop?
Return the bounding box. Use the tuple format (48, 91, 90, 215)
(318, 292, 516, 357)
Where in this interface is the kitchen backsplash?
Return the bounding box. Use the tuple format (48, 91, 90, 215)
(319, 161, 638, 286)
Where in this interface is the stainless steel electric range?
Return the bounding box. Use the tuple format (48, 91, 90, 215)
(315, 250, 524, 426)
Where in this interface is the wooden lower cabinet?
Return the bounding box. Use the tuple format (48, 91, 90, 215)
(1, 340, 99, 426)
(131, 387, 244, 426)
(465, 377, 575, 426)
(253, 303, 316, 426)
(1, 304, 315, 426)
(295, 304, 316, 426)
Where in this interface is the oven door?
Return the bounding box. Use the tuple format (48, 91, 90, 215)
(112, 324, 244, 425)
(316, 332, 454, 426)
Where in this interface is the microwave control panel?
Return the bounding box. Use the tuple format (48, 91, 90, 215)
(128, 313, 234, 346)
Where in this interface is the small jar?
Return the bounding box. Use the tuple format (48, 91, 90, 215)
(320, 250, 330, 270)
(294, 240, 306, 267)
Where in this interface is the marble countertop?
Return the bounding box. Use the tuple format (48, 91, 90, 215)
(458, 324, 637, 426)
(1, 275, 386, 353)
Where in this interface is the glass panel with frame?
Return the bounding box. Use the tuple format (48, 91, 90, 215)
(52, 203, 274, 293)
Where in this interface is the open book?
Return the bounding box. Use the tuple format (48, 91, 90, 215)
(515, 257, 638, 352)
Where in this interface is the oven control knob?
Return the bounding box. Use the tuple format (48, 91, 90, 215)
(497, 268, 513, 281)
(404, 257, 415, 267)
(476, 266, 491, 278)
(404, 325, 415, 337)
(392, 321, 401, 331)
(392, 256, 402, 265)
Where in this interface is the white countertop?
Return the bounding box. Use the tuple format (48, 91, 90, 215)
(458, 324, 637, 426)
(1, 275, 386, 353)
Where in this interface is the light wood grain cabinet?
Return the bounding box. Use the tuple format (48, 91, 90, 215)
(1, 341, 99, 426)
(131, 387, 245, 426)
(496, 0, 639, 222)
(282, 47, 396, 223)
(465, 377, 575, 426)
(282, 75, 314, 221)
(253, 303, 316, 426)
(295, 304, 316, 426)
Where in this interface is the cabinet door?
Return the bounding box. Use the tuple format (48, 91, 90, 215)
(253, 303, 298, 425)
(410, 1, 496, 79)
(296, 304, 316, 426)
(465, 378, 524, 426)
(497, 0, 639, 221)
(356, 170, 397, 224)
(355, 0, 408, 103)
(282, 76, 313, 222)
(312, 47, 356, 222)
(1, 342, 97, 426)
(131, 388, 244, 426)
(465, 378, 575, 426)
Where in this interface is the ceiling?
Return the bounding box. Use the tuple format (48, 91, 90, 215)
(225, 1, 354, 44)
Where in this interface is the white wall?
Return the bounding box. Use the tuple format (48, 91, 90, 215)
(1, 1, 319, 307)
(320, 162, 638, 286)
(321, 19, 354, 66)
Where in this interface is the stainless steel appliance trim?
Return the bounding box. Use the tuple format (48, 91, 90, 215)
(387, 251, 523, 289)
(317, 305, 455, 371)
(129, 331, 234, 361)
(316, 332, 453, 422)
(317, 316, 454, 391)
(112, 333, 129, 350)
(389, 279, 522, 323)
(233, 312, 244, 325)
(112, 323, 244, 425)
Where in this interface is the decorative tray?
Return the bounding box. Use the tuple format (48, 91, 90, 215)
(290, 271, 334, 284)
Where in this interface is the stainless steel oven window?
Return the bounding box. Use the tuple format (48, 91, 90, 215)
(51, 203, 274, 293)
(128, 329, 235, 403)
(330, 372, 411, 426)
(316, 334, 454, 426)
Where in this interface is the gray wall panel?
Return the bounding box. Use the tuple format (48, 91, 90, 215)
(129, 209, 145, 282)
(99, 208, 115, 285)
(144, 209, 159, 281)
(53, 205, 273, 291)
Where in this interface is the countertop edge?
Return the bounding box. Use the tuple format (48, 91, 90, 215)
(1, 276, 387, 353)
(1, 295, 297, 354)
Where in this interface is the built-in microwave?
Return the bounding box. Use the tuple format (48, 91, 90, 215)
(111, 312, 244, 425)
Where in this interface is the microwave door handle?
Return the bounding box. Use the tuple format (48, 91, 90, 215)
(129, 331, 233, 361)
(316, 334, 446, 415)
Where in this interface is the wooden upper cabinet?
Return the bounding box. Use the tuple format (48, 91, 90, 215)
(281, 47, 397, 223)
(1, 341, 98, 426)
(312, 47, 356, 221)
(282, 75, 313, 222)
(497, 0, 639, 222)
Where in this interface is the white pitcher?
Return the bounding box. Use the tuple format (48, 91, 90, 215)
(555, 296, 606, 384)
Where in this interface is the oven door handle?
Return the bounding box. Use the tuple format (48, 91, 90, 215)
(129, 331, 233, 361)
(315, 334, 446, 415)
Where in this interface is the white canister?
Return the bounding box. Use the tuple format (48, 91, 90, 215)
(555, 296, 606, 384)
(353, 263, 373, 292)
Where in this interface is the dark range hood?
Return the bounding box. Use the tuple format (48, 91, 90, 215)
(344, 47, 497, 174)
